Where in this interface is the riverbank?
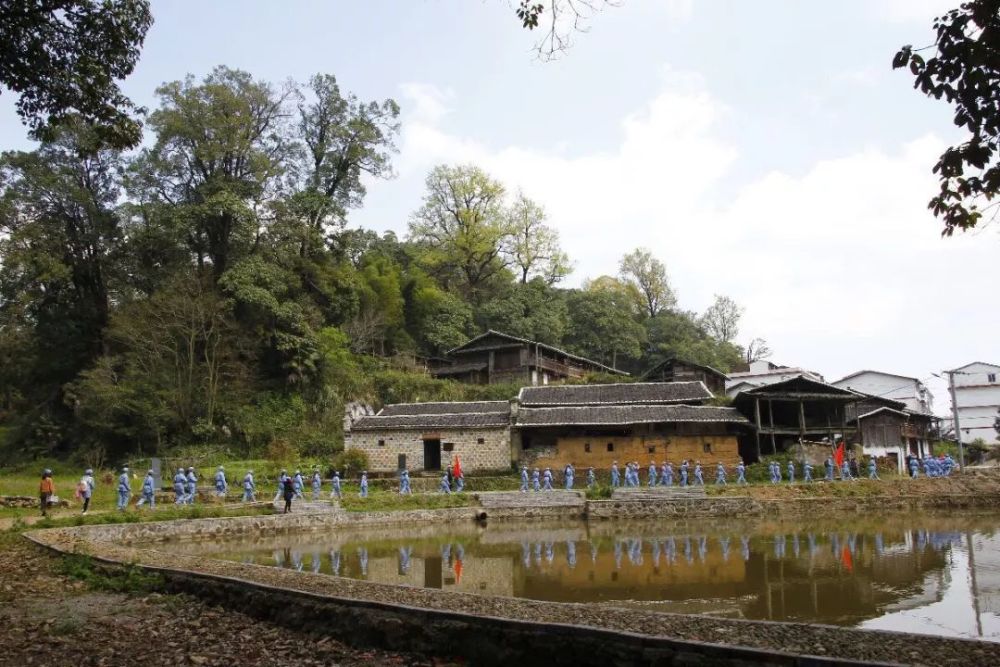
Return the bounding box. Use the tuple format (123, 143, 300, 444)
(24, 504, 1000, 666)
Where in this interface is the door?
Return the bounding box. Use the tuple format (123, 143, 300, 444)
(423, 439, 441, 471)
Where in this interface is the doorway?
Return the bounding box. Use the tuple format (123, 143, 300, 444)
(423, 439, 441, 471)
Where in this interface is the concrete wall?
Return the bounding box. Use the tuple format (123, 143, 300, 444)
(348, 427, 512, 473)
(520, 435, 740, 470)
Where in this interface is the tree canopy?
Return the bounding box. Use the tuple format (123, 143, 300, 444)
(0, 0, 152, 147)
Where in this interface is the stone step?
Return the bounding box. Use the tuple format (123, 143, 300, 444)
(476, 490, 585, 509)
(611, 487, 708, 500)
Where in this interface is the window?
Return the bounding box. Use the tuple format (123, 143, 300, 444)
(648, 446, 656, 454)
(477, 437, 485, 445)
(443, 442, 454, 452)
(607, 442, 614, 452)
(989, 373, 997, 383)
(377, 439, 386, 447)
(703, 442, 712, 453)
(584, 442, 591, 453)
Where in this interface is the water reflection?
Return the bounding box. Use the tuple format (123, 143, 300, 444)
(172, 516, 1000, 641)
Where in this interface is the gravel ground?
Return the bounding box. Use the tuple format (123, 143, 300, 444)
(0, 536, 459, 666)
(28, 514, 1000, 667)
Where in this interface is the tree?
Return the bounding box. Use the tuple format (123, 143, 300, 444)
(0, 123, 126, 419)
(564, 278, 645, 368)
(701, 294, 743, 343)
(744, 337, 772, 364)
(477, 279, 568, 344)
(408, 165, 513, 299)
(130, 67, 295, 279)
(645, 310, 743, 374)
(288, 74, 400, 256)
(0, 0, 152, 147)
(619, 248, 676, 318)
(895, 1, 1000, 233)
(505, 191, 572, 284)
(515, 0, 619, 61)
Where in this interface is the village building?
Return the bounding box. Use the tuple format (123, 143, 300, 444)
(831, 370, 934, 414)
(731, 376, 860, 460)
(641, 357, 729, 396)
(726, 360, 825, 397)
(949, 362, 1000, 446)
(346, 401, 512, 474)
(428, 330, 626, 386)
(845, 393, 936, 472)
(513, 382, 749, 470)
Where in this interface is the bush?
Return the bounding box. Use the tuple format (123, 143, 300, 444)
(265, 438, 299, 464)
(333, 448, 369, 476)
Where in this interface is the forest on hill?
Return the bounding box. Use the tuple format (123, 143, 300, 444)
(0, 67, 762, 463)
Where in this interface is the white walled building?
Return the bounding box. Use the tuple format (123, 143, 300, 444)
(725, 360, 824, 398)
(831, 370, 934, 415)
(950, 362, 1000, 445)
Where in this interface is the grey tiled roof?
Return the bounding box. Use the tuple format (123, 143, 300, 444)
(447, 330, 628, 376)
(351, 413, 510, 431)
(518, 382, 711, 407)
(379, 401, 509, 417)
(352, 401, 511, 431)
(516, 405, 748, 427)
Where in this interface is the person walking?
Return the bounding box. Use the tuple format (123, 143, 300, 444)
(242, 470, 256, 502)
(311, 469, 322, 500)
(184, 467, 197, 505)
(117, 466, 132, 511)
(868, 458, 880, 480)
(214, 466, 228, 498)
(610, 461, 621, 488)
(79, 468, 95, 515)
(137, 469, 156, 509)
(173, 468, 186, 504)
(282, 474, 295, 513)
(520, 466, 529, 493)
(735, 459, 746, 485)
(715, 462, 727, 485)
(39, 469, 55, 518)
(330, 471, 342, 499)
(359, 471, 369, 498)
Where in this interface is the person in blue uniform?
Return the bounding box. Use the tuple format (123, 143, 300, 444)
(329, 471, 342, 499)
(715, 462, 727, 485)
(587, 467, 596, 488)
(735, 459, 746, 485)
(520, 466, 529, 493)
(439, 471, 450, 494)
(803, 461, 813, 482)
(185, 467, 197, 504)
(680, 460, 689, 486)
(242, 470, 256, 502)
(137, 469, 155, 509)
(693, 461, 704, 485)
(787, 460, 795, 483)
(825, 457, 835, 481)
(610, 461, 620, 487)
(564, 463, 575, 490)
(868, 458, 880, 480)
(542, 467, 553, 491)
(532, 467, 541, 491)
(173, 468, 186, 504)
(662, 461, 674, 486)
(311, 469, 322, 499)
(117, 466, 131, 511)
(647, 461, 657, 487)
(214, 466, 228, 498)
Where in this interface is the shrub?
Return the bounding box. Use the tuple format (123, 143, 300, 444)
(333, 448, 369, 476)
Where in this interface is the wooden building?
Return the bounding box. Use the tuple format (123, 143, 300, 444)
(846, 393, 936, 471)
(513, 382, 749, 469)
(429, 330, 627, 386)
(732, 376, 860, 460)
(641, 357, 729, 396)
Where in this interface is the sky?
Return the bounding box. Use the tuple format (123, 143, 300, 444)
(1, 0, 996, 415)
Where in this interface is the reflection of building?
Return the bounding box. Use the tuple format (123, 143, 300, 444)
(950, 362, 1000, 445)
(513, 383, 749, 469)
(429, 330, 626, 386)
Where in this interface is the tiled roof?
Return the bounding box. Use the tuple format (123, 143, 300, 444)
(379, 401, 509, 417)
(518, 382, 711, 407)
(447, 330, 628, 376)
(351, 401, 511, 431)
(516, 405, 748, 427)
(428, 362, 488, 376)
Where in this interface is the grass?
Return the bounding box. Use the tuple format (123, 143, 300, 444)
(58, 553, 164, 594)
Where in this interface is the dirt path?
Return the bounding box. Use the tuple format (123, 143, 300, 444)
(0, 535, 455, 666)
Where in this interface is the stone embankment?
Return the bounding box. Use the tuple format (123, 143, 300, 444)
(24, 501, 1000, 667)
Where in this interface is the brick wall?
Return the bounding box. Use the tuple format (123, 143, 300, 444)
(520, 435, 740, 470)
(347, 427, 512, 473)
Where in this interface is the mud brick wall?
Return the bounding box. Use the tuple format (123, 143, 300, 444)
(346, 427, 512, 473)
(521, 435, 740, 471)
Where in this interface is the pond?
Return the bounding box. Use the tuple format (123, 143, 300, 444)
(168, 514, 1000, 642)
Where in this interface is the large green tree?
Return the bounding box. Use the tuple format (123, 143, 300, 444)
(0, 0, 152, 147)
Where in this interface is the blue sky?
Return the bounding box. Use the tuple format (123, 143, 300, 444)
(1, 0, 994, 414)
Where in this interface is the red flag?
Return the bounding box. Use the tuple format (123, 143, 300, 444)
(453, 455, 462, 480)
(834, 441, 845, 468)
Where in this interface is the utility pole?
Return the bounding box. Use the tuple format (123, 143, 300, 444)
(947, 370, 965, 469)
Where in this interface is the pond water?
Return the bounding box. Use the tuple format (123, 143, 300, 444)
(169, 514, 1000, 642)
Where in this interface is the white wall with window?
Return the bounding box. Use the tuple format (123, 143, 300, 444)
(952, 362, 1000, 445)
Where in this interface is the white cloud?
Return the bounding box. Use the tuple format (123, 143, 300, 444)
(378, 73, 998, 414)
